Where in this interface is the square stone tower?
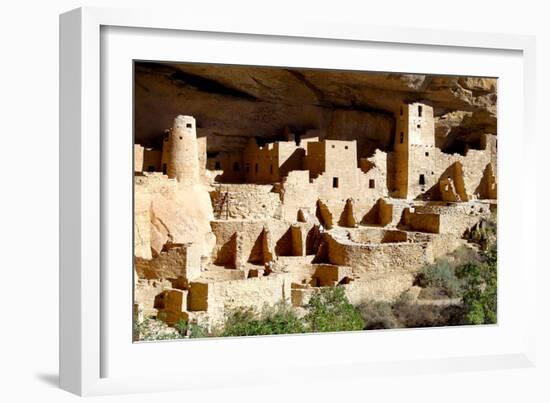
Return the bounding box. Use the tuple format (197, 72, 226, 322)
(393, 102, 436, 199)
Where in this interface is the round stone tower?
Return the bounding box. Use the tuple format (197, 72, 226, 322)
(167, 115, 199, 185)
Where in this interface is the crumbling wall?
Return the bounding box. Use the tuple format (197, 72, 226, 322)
(188, 274, 292, 326)
(412, 201, 491, 236)
(210, 219, 289, 266)
(134, 278, 173, 316)
(279, 170, 319, 222)
(475, 162, 497, 199)
(404, 209, 441, 234)
(242, 138, 306, 184)
(324, 232, 431, 275)
(340, 198, 359, 228)
(154, 289, 189, 325)
(210, 184, 282, 220)
(134, 144, 162, 173)
(359, 149, 388, 197)
(304, 141, 326, 178)
(135, 243, 202, 280)
(207, 150, 244, 183)
(378, 198, 394, 226)
(348, 227, 408, 244)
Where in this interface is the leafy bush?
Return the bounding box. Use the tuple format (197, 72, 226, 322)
(456, 243, 497, 325)
(174, 319, 209, 338)
(416, 258, 464, 298)
(221, 287, 363, 336)
(221, 303, 304, 337)
(303, 287, 364, 332)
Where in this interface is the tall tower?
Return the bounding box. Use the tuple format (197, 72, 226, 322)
(166, 115, 200, 185)
(393, 102, 435, 199)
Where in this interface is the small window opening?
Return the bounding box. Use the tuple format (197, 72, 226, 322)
(332, 177, 339, 188)
(417, 124, 421, 129)
(369, 179, 375, 189)
(345, 145, 348, 150)
(419, 174, 425, 185)
(179, 136, 182, 140)
(331, 145, 335, 149)
(400, 132, 404, 144)
(255, 163, 259, 173)
(147, 165, 155, 172)
(425, 151, 429, 156)
(418, 105, 423, 117)
(400, 106, 403, 116)
(186, 123, 192, 128)
(214, 161, 221, 170)
(162, 164, 167, 175)
(233, 162, 240, 172)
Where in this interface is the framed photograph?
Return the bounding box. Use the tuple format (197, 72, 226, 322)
(60, 7, 537, 396)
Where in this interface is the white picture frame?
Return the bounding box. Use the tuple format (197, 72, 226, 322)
(59, 6, 537, 396)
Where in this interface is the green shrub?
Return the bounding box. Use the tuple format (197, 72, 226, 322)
(221, 288, 364, 336)
(456, 243, 497, 325)
(174, 319, 209, 338)
(221, 302, 304, 337)
(452, 245, 482, 266)
(303, 287, 364, 333)
(416, 258, 463, 298)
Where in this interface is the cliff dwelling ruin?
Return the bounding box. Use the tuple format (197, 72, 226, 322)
(133, 62, 497, 337)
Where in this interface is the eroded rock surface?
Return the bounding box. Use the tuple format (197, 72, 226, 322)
(135, 62, 497, 155)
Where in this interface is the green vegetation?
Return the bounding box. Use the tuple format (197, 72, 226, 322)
(465, 213, 497, 251)
(412, 215, 497, 326)
(416, 258, 463, 298)
(174, 319, 209, 338)
(135, 287, 364, 340)
(456, 243, 497, 325)
(221, 287, 364, 337)
(220, 302, 305, 337)
(303, 287, 365, 332)
(415, 245, 482, 299)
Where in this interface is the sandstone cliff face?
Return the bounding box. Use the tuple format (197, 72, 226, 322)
(134, 174, 215, 260)
(135, 62, 496, 154)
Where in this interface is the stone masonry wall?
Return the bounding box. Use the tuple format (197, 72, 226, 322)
(324, 232, 431, 275)
(210, 184, 282, 220)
